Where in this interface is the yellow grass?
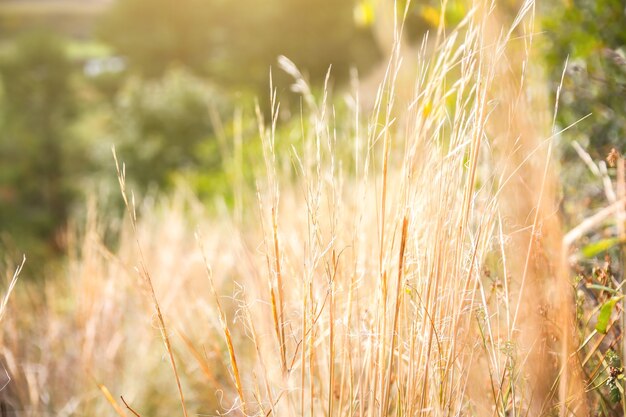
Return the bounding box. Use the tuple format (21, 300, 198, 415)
(0, 0, 590, 415)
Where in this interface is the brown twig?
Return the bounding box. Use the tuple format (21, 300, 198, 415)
(120, 396, 142, 417)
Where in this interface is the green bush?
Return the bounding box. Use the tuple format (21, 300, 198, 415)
(544, 0, 626, 159)
(112, 68, 227, 190)
(0, 31, 83, 257)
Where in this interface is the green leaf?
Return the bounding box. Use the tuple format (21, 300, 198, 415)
(596, 296, 623, 334)
(609, 381, 621, 403)
(581, 237, 624, 259)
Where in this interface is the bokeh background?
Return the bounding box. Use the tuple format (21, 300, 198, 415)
(0, 0, 624, 269)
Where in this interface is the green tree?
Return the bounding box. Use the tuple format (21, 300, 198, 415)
(0, 32, 81, 255)
(113, 68, 224, 189)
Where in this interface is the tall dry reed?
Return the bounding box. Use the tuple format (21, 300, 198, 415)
(0, 1, 586, 416)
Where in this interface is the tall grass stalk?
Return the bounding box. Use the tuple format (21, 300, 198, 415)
(0, 0, 589, 416)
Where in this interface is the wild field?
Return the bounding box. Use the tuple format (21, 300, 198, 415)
(2, 0, 622, 416)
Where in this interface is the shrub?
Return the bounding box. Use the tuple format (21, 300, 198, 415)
(112, 68, 227, 191)
(0, 31, 83, 257)
(543, 0, 626, 159)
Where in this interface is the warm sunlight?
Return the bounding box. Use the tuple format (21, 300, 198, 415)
(1, 1, 624, 416)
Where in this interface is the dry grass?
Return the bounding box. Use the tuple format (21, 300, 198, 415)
(0, 0, 590, 416)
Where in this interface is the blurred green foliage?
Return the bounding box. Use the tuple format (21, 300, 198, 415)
(0, 0, 474, 264)
(543, 0, 626, 159)
(98, 0, 214, 77)
(0, 32, 84, 258)
(112, 69, 225, 189)
(0, 0, 384, 262)
(99, 0, 381, 92)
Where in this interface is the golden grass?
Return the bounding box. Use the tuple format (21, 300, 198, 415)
(0, 0, 590, 415)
